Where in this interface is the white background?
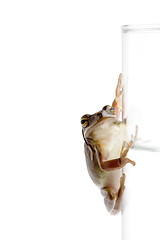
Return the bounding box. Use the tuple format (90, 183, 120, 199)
(0, 1, 160, 239)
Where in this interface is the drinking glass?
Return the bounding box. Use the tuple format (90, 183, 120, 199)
(121, 24, 160, 240)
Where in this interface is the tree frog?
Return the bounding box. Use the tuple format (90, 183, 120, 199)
(81, 74, 135, 214)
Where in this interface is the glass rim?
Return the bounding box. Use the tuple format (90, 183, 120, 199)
(122, 24, 160, 33)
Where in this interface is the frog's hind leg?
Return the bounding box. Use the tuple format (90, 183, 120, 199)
(112, 173, 125, 215)
(101, 173, 126, 215)
(101, 187, 117, 214)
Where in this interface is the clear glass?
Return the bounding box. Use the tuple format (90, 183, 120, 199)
(121, 24, 160, 240)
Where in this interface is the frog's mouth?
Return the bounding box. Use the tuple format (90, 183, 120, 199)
(102, 110, 115, 118)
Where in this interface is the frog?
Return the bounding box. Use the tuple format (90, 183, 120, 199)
(81, 74, 135, 215)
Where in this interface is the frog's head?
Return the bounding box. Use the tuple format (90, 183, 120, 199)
(81, 105, 116, 132)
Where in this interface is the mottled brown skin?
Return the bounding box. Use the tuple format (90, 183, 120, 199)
(81, 75, 135, 214)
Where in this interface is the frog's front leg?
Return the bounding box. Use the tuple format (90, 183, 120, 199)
(98, 141, 134, 214)
(95, 140, 135, 172)
(101, 173, 126, 214)
(112, 73, 122, 118)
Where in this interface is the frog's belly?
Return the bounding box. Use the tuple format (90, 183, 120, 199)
(87, 135, 125, 191)
(99, 169, 122, 191)
(98, 137, 124, 190)
(85, 120, 127, 191)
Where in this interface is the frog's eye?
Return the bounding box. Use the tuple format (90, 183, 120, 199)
(109, 106, 115, 113)
(81, 116, 89, 128)
(81, 119, 88, 128)
(103, 105, 115, 114)
(107, 105, 115, 114)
